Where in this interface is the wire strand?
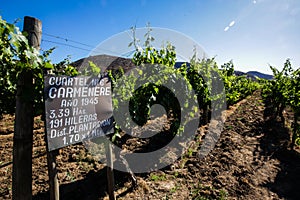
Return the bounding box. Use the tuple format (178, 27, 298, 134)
(43, 33, 94, 48)
(42, 39, 92, 52)
(42, 39, 133, 58)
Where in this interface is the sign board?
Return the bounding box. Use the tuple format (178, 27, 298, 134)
(44, 74, 114, 151)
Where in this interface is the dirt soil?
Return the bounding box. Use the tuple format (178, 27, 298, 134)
(1, 90, 300, 200)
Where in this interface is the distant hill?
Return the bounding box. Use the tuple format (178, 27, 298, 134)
(72, 54, 135, 73)
(246, 71, 273, 80)
(72, 55, 273, 80)
(234, 70, 273, 80)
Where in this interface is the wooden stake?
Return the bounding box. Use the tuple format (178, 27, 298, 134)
(12, 16, 42, 200)
(46, 145, 60, 200)
(105, 140, 115, 200)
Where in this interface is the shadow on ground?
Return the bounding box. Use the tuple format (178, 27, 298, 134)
(257, 106, 300, 200)
(33, 167, 136, 200)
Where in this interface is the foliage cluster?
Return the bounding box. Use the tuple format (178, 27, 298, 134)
(111, 25, 195, 136)
(0, 16, 105, 117)
(261, 59, 300, 147)
(220, 61, 259, 106)
(112, 24, 259, 134)
(0, 16, 45, 115)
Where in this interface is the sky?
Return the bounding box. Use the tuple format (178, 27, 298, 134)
(1, 0, 300, 74)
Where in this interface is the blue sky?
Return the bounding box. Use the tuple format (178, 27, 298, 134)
(1, 0, 299, 74)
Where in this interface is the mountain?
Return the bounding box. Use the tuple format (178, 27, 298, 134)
(246, 71, 273, 80)
(72, 55, 273, 80)
(72, 54, 135, 73)
(234, 70, 273, 80)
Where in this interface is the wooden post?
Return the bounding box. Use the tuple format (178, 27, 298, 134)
(46, 145, 59, 200)
(105, 140, 115, 200)
(12, 16, 42, 200)
(291, 112, 298, 150)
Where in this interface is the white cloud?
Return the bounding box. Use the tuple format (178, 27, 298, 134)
(229, 20, 235, 27)
(224, 20, 235, 31)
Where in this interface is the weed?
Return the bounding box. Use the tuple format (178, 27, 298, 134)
(218, 189, 228, 200)
(150, 173, 166, 181)
(226, 125, 233, 130)
(187, 148, 194, 157)
(66, 171, 76, 182)
(170, 184, 180, 193)
(190, 182, 228, 200)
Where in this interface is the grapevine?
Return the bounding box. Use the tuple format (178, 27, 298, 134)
(261, 59, 300, 148)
